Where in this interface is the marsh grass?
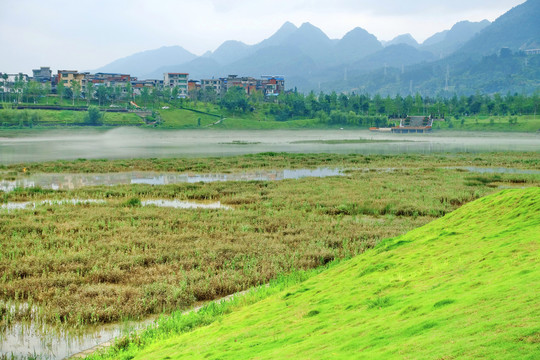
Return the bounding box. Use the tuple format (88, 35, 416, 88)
(89, 187, 540, 360)
(1, 152, 539, 178)
(1, 156, 538, 328)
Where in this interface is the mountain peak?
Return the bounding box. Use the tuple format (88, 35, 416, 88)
(209, 40, 252, 65)
(299, 22, 316, 29)
(255, 21, 299, 49)
(279, 21, 297, 32)
(295, 22, 331, 41)
(385, 33, 419, 47)
(458, 0, 540, 55)
(336, 27, 382, 61)
(342, 27, 377, 40)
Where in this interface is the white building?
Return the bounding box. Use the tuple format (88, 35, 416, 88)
(164, 73, 189, 97)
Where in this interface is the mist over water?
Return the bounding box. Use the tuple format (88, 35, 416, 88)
(1, 128, 539, 164)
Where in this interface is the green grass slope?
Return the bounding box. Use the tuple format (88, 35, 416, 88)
(132, 188, 539, 359)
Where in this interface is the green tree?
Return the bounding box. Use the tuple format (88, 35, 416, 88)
(125, 82, 133, 103)
(42, 82, 51, 104)
(162, 87, 171, 102)
(0, 74, 8, 102)
(171, 86, 179, 102)
(96, 86, 108, 106)
(86, 81, 94, 105)
(85, 105, 103, 126)
(26, 81, 42, 104)
(71, 80, 81, 106)
(221, 86, 248, 113)
(141, 87, 150, 108)
(56, 80, 64, 105)
(13, 73, 25, 103)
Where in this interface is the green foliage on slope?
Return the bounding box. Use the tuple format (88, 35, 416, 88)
(102, 187, 539, 359)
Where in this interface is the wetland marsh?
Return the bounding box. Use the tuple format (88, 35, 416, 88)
(0, 151, 539, 358)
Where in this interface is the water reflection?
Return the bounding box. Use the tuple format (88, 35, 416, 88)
(0, 318, 155, 359)
(142, 199, 232, 210)
(0, 199, 105, 211)
(0, 168, 344, 192)
(1, 199, 231, 212)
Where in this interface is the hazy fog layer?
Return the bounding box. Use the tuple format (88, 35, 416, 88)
(1, 128, 538, 164)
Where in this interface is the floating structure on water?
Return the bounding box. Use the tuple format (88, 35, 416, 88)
(370, 115, 444, 133)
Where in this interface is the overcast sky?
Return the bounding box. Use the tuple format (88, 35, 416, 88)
(0, 0, 527, 74)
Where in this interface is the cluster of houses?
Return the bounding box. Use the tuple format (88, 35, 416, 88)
(0, 66, 285, 99)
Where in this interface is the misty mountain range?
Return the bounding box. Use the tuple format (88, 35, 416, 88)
(96, 0, 540, 95)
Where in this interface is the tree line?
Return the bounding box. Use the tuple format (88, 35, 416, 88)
(1, 74, 538, 125)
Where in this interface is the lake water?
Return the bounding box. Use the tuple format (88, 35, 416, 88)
(1, 128, 539, 164)
(0, 168, 345, 192)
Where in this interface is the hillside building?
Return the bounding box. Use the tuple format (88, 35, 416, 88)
(0, 73, 29, 93)
(259, 76, 285, 96)
(200, 78, 223, 93)
(32, 67, 52, 83)
(57, 70, 88, 90)
(164, 73, 189, 97)
(223, 75, 258, 95)
(188, 80, 200, 92)
(131, 79, 164, 95)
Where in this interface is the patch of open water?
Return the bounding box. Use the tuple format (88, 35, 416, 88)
(0, 317, 156, 359)
(0, 168, 345, 192)
(2, 166, 538, 194)
(1, 199, 232, 212)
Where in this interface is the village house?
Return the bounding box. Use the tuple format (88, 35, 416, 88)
(57, 70, 88, 90)
(131, 79, 164, 96)
(32, 67, 52, 83)
(259, 76, 285, 96)
(200, 78, 223, 94)
(4, 64, 286, 101)
(0, 73, 30, 93)
(200, 75, 286, 97)
(164, 73, 189, 97)
(188, 80, 200, 92)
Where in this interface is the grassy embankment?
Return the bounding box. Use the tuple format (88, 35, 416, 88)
(155, 107, 328, 129)
(0, 108, 143, 127)
(90, 187, 539, 360)
(0, 153, 539, 328)
(2, 102, 539, 131)
(433, 114, 540, 132)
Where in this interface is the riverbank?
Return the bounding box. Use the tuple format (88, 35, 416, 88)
(1, 106, 539, 132)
